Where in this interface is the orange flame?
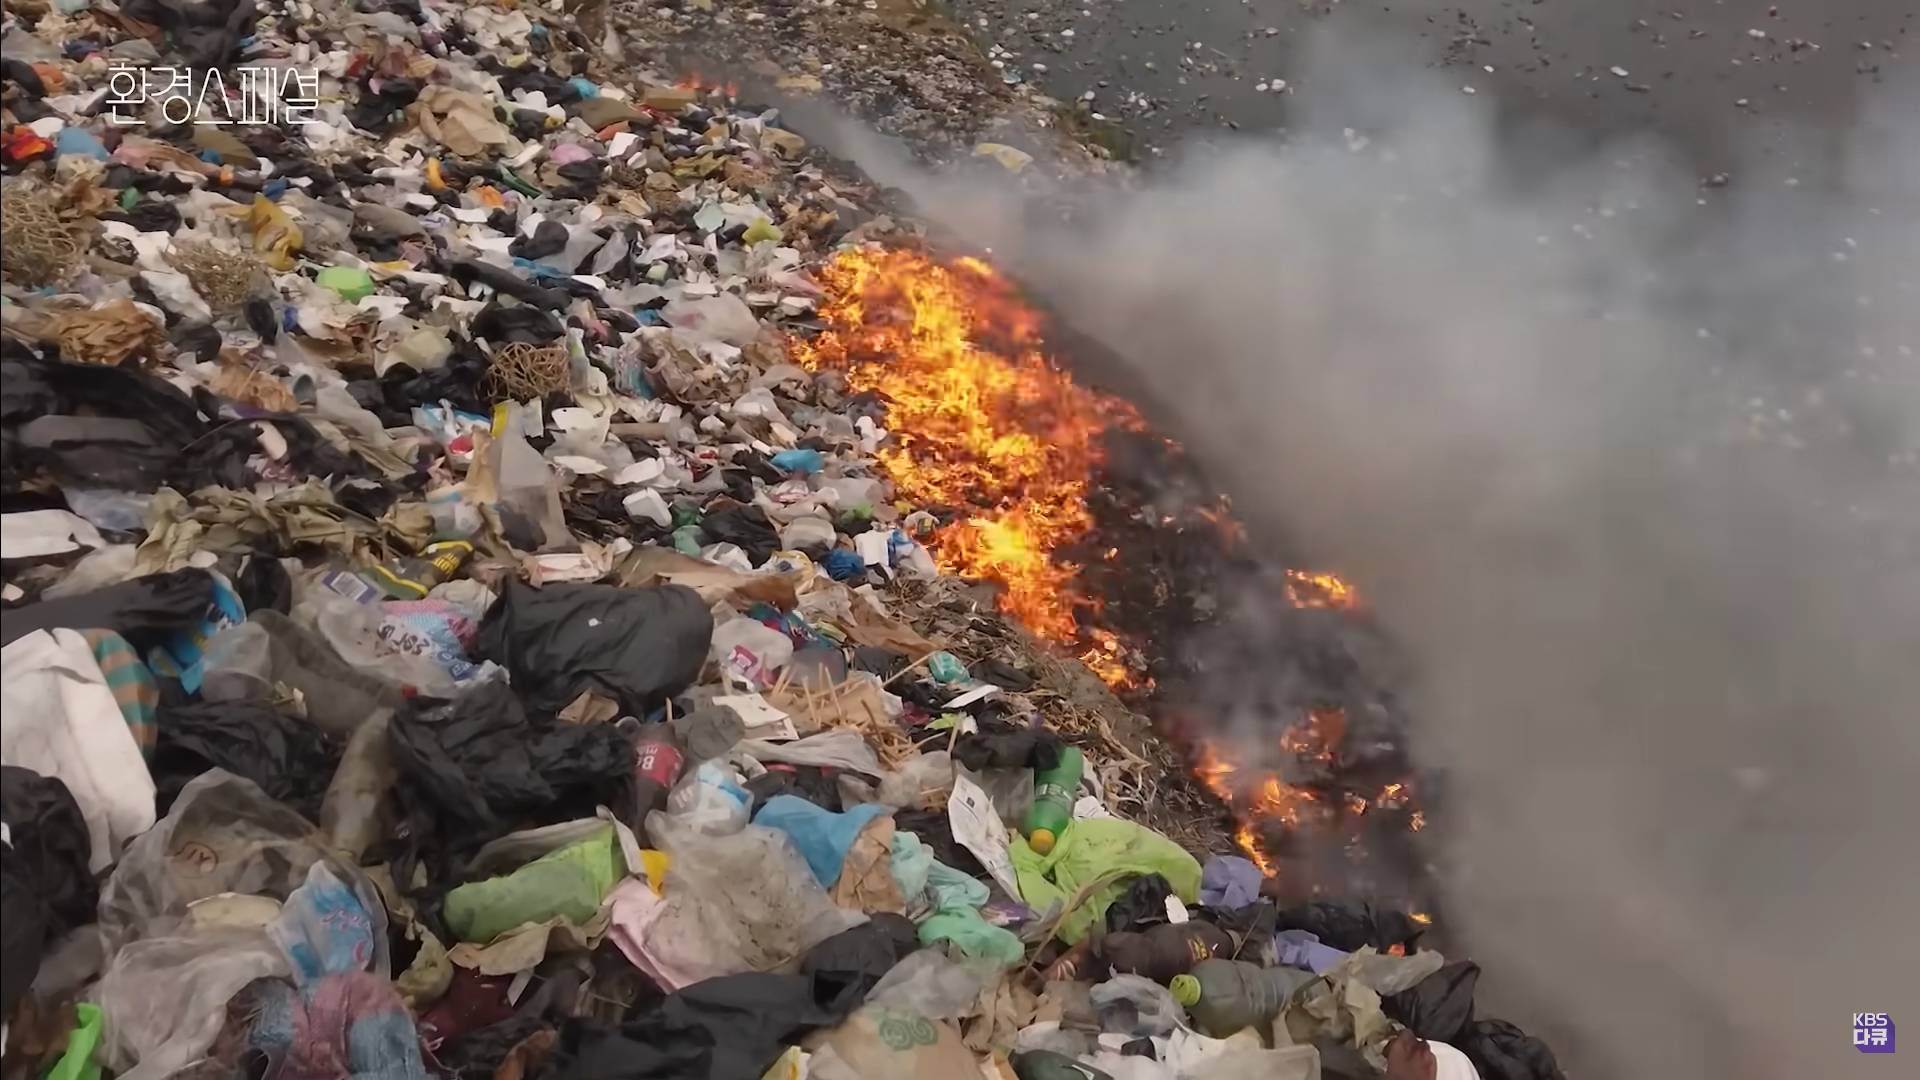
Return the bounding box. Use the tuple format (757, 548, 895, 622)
(1281, 705, 1346, 764)
(1194, 743, 1280, 875)
(1285, 569, 1360, 610)
(794, 248, 1144, 676)
(675, 72, 741, 98)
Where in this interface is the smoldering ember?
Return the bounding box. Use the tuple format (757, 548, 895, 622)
(2, 2, 1914, 1080)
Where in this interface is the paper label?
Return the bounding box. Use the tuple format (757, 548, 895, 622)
(949, 773, 1022, 899)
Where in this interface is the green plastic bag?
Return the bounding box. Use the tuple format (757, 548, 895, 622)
(443, 825, 622, 943)
(47, 1002, 103, 1080)
(1010, 818, 1202, 944)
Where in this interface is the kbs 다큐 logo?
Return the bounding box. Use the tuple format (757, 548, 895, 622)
(1852, 1013, 1895, 1054)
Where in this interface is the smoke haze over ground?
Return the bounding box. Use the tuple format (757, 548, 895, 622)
(793, 22, 1920, 1079)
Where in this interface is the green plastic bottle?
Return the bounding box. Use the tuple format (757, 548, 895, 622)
(1167, 958, 1317, 1038)
(1022, 745, 1084, 855)
(1011, 1049, 1112, 1080)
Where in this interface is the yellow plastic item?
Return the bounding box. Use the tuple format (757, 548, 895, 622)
(742, 218, 783, 245)
(760, 1047, 807, 1080)
(247, 195, 302, 271)
(424, 158, 446, 190)
(640, 849, 670, 895)
(1027, 827, 1057, 855)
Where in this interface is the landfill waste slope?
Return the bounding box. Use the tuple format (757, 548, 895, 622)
(0, 1, 1561, 1079)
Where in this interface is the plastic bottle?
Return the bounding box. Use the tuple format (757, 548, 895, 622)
(1167, 958, 1317, 1038)
(1041, 937, 1102, 982)
(363, 539, 475, 600)
(1102, 922, 1235, 982)
(620, 719, 684, 847)
(1021, 745, 1083, 855)
(489, 403, 572, 551)
(1010, 1050, 1112, 1080)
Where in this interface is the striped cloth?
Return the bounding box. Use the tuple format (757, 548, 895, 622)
(77, 628, 157, 760)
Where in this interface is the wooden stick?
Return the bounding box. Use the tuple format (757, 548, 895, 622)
(880, 651, 934, 689)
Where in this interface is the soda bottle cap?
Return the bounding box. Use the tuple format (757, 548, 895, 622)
(1169, 973, 1201, 1007)
(1028, 828, 1056, 854)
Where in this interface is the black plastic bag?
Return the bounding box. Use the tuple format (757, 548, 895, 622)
(0, 768, 99, 1014)
(233, 550, 293, 614)
(509, 221, 571, 261)
(977, 658, 1036, 691)
(1, 354, 207, 489)
(435, 1016, 550, 1079)
(1104, 874, 1175, 934)
(0, 570, 216, 652)
(850, 645, 909, 679)
(744, 763, 843, 813)
(472, 580, 712, 718)
(1272, 900, 1422, 952)
(0, 767, 96, 935)
(798, 914, 919, 1010)
(539, 971, 854, 1080)
(152, 700, 340, 821)
(0, 850, 45, 1020)
(954, 725, 1064, 773)
(387, 678, 632, 839)
(1383, 961, 1480, 1043)
(1459, 1018, 1567, 1080)
(472, 302, 565, 345)
(893, 808, 989, 880)
(119, 0, 260, 68)
(0, 766, 98, 1015)
(446, 259, 570, 309)
(169, 320, 224, 363)
(697, 503, 781, 566)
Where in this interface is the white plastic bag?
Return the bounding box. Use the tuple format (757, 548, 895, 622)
(1091, 974, 1188, 1037)
(93, 929, 291, 1080)
(710, 616, 793, 689)
(658, 761, 753, 835)
(625, 814, 866, 987)
(97, 769, 390, 977)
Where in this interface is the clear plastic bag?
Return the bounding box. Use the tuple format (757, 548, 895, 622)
(268, 863, 381, 984)
(864, 948, 1006, 1019)
(735, 729, 884, 778)
(1343, 946, 1447, 997)
(874, 750, 955, 809)
(627, 813, 866, 987)
(488, 404, 574, 552)
(293, 582, 462, 698)
(320, 712, 396, 860)
(92, 928, 290, 1080)
(97, 769, 389, 978)
(1091, 974, 1188, 1038)
(657, 761, 753, 836)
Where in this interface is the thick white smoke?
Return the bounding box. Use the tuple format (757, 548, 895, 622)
(789, 23, 1920, 1078)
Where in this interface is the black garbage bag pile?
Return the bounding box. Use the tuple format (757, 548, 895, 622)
(0, 0, 1568, 1076)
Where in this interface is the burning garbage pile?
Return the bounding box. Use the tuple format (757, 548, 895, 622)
(0, 1, 1561, 1079)
(791, 248, 1436, 908)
